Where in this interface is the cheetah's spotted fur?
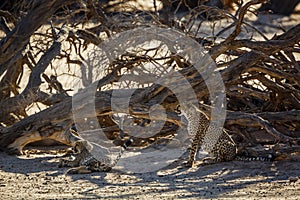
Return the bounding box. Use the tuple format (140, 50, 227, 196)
(179, 102, 237, 167)
(59, 139, 132, 174)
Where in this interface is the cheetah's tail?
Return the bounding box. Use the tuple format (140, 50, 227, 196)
(235, 154, 275, 162)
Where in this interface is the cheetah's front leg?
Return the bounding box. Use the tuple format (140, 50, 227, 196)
(186, 134, 201, 167)
(58, 156, 81, 168)
(66, 166, 92, 174)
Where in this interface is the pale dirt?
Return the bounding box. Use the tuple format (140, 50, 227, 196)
(0, 147, 299, 200)
(1, 3, 300, 200)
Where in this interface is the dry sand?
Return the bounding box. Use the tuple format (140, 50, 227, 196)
(0, 148, 299, 199)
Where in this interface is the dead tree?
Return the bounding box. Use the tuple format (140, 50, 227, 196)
(0, 0, 299, 160)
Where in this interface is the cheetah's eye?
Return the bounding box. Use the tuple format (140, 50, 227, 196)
(175, 104, 181, 114)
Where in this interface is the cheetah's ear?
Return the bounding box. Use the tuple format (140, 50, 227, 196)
(175, 104, 181, 114)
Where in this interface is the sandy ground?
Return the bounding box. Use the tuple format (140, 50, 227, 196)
(0, 147, 299, 199)
(1, 3, 300, 200)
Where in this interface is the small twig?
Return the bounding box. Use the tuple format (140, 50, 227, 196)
(224, 0, 267, 43)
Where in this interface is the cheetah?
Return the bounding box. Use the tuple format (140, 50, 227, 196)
(59, 138, 133, 174)
(178, 102, 237, 167)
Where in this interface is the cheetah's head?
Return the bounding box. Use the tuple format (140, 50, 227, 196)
(176, 102, 210, 120)
(73, 140, 92, 154)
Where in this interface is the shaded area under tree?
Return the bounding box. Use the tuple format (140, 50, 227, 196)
(0, 0, 299, 163)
